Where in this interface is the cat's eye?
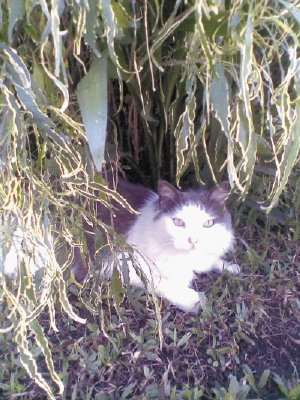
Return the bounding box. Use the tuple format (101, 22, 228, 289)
(203, 219, 214, 228)
(173, 218, 185, 227)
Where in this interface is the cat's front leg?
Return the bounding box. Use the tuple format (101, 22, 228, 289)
(192, 254, 240, 275)
(154, 279, 200, 313)
(213, 259, 240, 274)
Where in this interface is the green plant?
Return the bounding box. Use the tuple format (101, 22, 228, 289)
(273, 373, 300, 400)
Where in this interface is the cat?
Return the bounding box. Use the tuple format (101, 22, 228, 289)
(72, 175, 239, 312)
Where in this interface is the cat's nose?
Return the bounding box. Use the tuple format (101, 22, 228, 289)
(188, 237, 198, 246)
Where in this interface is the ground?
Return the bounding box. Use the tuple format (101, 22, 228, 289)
(0, 225, 299, 399)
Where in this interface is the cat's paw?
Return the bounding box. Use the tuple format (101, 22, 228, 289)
(171, 289, 200, 313)
(223, 261, 240, 274)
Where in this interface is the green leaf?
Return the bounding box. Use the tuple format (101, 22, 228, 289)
(111, 1, 129, 29)
(267, 91, 300, 211)
(11, 310, 57, 400)
(0, 43, 70, 148)
(29, 319, 64, 395)
(175, 74, 196, 183)
(85, 0, 102, 57)
(258, 369, 270, 389)
(50, 0, 65, 78)
(210, 63, 230, 136)
(235, 331, 255, 346)
(228, 374, 250, 399)
(177, 332, 191, 348)
(237, 12, 257, 194)
(289, 383, 300, 400)
(110, 268, 125, 307)
(198, 291, 212, 315)
(102, 0, 125, 71)
(210, 63, 240, 189)
(196, 7, 213, 70)
(77, 56, 108, 171)
(228, 374, 240, 397)
(150, 2, 194, 71)
(39, 0, 69, 111)
(278, 0, 300, 24)
(273, 373, 289, 396)
(57, 274, 86, 324)
(7, 0, 25, 43)
(243, 364, 258, 393)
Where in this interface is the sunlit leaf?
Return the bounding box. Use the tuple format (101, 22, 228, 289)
(237, 12, 257, 195)
(77, 56, 108, 171)
(84, 0, 101, 57)
(110, 268, 125, 307)
(267, 51, 300, 210)
(7, 0, 25, 43)
(258, 369, 270, 389)
(29, 319, 64, 395)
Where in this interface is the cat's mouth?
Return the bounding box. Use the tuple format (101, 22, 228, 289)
(187, 238, 199, 250)
(181, 242, 198, 251)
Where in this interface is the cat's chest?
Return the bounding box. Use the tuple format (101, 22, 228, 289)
(155, 251, 218, 275)
(129, 243, 218, 282)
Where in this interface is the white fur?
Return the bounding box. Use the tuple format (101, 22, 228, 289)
(118, 193, 236, 313)
(1, 226, 50, 278)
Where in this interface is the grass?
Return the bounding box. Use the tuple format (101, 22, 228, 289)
(1, 218, 299, 399)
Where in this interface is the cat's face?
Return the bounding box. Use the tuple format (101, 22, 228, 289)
(155, 181, 234, 255)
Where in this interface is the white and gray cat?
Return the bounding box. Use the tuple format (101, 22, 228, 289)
(72, 176, 239, 312)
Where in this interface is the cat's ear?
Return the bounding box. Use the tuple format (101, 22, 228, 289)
(208, 181, 230, 203)
(157, 180, 181, 210)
